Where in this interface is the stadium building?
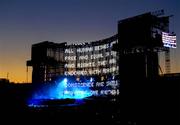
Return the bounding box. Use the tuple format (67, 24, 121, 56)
(27, 10, 176, 98)
(27, 35, 119, 84)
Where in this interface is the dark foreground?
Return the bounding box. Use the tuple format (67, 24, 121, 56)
(0, 75, 179, 124)
(0, 81, 120, 124)
(0, 96, 120, 124)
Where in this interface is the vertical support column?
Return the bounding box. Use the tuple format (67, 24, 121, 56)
(165, 48, 171, 74)
(26, 66, 28, 83)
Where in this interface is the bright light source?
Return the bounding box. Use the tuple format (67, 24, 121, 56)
(64, 78, 68, 83)
(28, 76, 93, 103)
(64, 90, 69, 94)
(90, 77, 93, 82)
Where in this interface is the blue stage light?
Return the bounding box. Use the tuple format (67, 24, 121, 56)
(64, 78, 67, 83)
(90, 77, 93, 82)
(28, 76, 93, 107)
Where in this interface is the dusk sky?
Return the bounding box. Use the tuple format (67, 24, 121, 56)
(0, 0, 179, 83)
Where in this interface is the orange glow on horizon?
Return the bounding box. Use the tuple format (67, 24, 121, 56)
(0, 67, 32, 83)
(1, 59, 180, 83)
(0, 52, 32, 83)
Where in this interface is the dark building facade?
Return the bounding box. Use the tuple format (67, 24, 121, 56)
(27, 42, 66, 83)
(116, 11, 176, 125)
(27, 35, 119, 84)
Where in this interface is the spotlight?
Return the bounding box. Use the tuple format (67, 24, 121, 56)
(112, 75, 115, 80)
(63, 78, 68, 88)
(64, 78, 67, 83)
(90, 77, 93, 82)
(64, 90, 69, 94)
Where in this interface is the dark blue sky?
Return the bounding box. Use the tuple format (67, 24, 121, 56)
(0, 0, 179, 82)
